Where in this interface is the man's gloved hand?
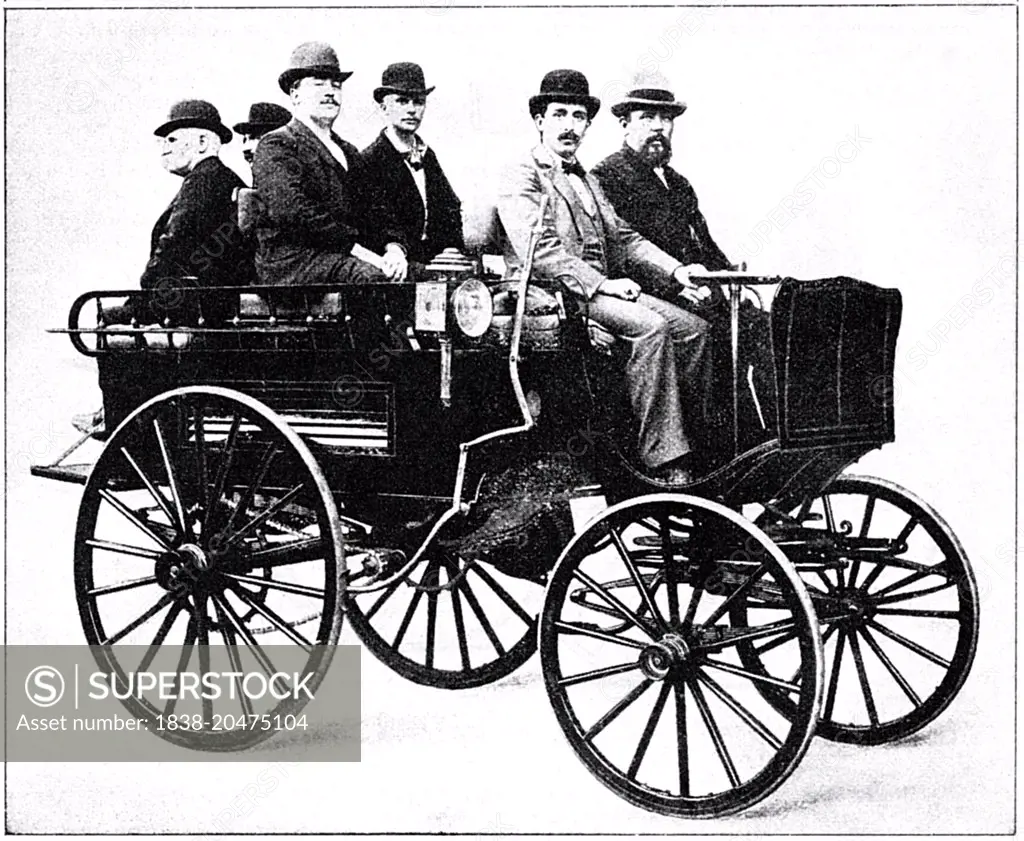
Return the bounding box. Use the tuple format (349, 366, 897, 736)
(381, 243, 409, 282)
(597, 277, 642, 302)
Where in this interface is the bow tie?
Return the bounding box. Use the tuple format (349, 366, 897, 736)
(403, 150, 424, 171)
(561, 159, 587, 180)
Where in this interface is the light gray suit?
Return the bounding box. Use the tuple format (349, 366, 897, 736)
(497, 144, 711, 469)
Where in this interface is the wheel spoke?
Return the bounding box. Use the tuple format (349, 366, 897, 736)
(98, 489, 171, 550)
(226, 579, 313, 652)
(571, 569, 659, 639)
(846, 628, 879, 726)
(702, 657, 801, 693)
(203, 411, 242, 535)
(195, 595, 214, 726)
(450, 582, 472, 671)
(153, 417, 189, 536)
(867, 619, 951, 668)
(210, 592, 278, 677)
(857, 561, 888, 593)
(874, 577, 954, 603)
(425, 568, 439, 670)
(457, 574, 506, 657)
(752, 627, 798, 657)
(627, 679, 671, 780)
(221, 572, 325, 599)
(701, 619, 799, 652)
(662, 518, 682, 626)
(874, 607, 962, 619)
(163, 617, 197, 716)
(467, 563, 534, 626)
(223, 484, 306, 547)
(243, 537, 325, 569)
(860, 624, 922, 707)
(212, 597, 254, 718)
(223, 444, 281, 536)
(584, 678, 653, 742)
(87, 574, 159, 597)
(137, 599, 184, 673)
(392, 561, 432, 650)
(119, 447, 180, 537)
(824, 626, 847, 719)
(558, 661, 641, 688)
(701, 562, 769, 628)
(674, 681, 688, 796)
(554, 620, 647, 650)
(697, 670, 783, 749)
(192, 401, 210, 515)
(687, 675, 740, 788)
(609, 526, 667, 634)
(85, 539, 164, 562)
(895, 516, 919, 547)
(102, 591, 177, 646)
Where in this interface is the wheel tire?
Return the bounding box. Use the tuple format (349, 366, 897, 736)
(75, 386, 345, 752)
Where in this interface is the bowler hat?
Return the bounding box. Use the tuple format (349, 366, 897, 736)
(611, 87, 687, 119)
(529, 69, 600, 120)
(278, 41, 353, 94)
(154, 99, 233, 144)
(233, 102, 293, 136)
(373, 62, 435, 103)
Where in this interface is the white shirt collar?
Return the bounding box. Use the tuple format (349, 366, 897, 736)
(385, 125, 429, 157)
(295, 113, 348, 169)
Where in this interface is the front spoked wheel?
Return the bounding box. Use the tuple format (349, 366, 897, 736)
(748, 475, 979, 744)
(540, 494, 822, 818)
(74, 386, 345, 752)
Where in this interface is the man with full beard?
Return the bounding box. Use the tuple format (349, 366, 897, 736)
(592, 85, 776, 453)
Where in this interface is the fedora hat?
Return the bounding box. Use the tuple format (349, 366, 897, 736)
(233, 102, 292, 136)
(611, 87, 687, 119)
(154, 99, 233, 144)
(278, 41, 353, 94)
(529, 69, 600, 120)
(373, 62, 435, 103)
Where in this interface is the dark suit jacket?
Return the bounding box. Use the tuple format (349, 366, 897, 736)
(252, 118, 401, 285)
(140, 156, 253, 289)
(591, 144, 731, 299)
(360, 131, 464, 265)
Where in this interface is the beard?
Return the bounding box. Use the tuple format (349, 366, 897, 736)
(639, 134, 672, 167)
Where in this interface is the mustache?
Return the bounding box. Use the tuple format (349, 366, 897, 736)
(558, 131, 580, 143)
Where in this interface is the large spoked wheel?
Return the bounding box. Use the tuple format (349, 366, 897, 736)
(540, 494, 823, 818)
(74, 386, 345, 752)
(345, 513, 548, 689)
(743, 475, 979, 745)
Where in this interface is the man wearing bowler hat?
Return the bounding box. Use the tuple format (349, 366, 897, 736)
(496, 69, 715, 485)
(360, 62, 464, 269)
(73, 98, 252, 434)
(252, 41, 407, 286)
(233, 102, 293, 169)
(592, 81, 775, 448)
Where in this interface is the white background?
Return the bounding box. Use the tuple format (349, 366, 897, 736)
(4, 3, 1017, 834)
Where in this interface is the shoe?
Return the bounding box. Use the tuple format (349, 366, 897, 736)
(72, 407, 105, 436)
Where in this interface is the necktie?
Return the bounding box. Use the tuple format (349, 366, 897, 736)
(562, 159, 587, 179)
(404, 150, 424, 171)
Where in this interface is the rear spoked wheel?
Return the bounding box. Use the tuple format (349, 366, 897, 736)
(540, 494, 822, 818)
(74, 386, 345, 751)
(745, 475, 979, 744)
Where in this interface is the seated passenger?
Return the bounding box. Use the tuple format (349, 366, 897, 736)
(360, 63, 465, 274)
(233, 102, 293, 175)
(252, 41, 408, 286)
(590, 80, 775, 446)
(497, 70, 714, 486)
(75, 99, 252, 434)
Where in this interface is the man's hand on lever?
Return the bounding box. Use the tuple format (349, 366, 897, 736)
(672, 263, 713, 305)
(598, 277, 642, 301)
(381, 242, 409, 282)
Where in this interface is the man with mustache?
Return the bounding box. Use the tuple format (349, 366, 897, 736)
(252, 41, 408, 285)
(497, 70, 715, 485)
(233, 102, 292, 172)
(360, 63, 464, 272)
(592, 84, 775, 449)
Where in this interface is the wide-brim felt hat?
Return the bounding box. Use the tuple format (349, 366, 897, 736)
(610, 87, 687, 119)
(529, 69, 600, 119)
(373, 62, 435, 102)
(233, 102, 293, 135)
(278, 41, 353, 94)
(155, 99, 233, 144)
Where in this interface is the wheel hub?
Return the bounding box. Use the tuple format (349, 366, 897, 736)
(155, 543, 211, 592)
(639, 633, 690, 680)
